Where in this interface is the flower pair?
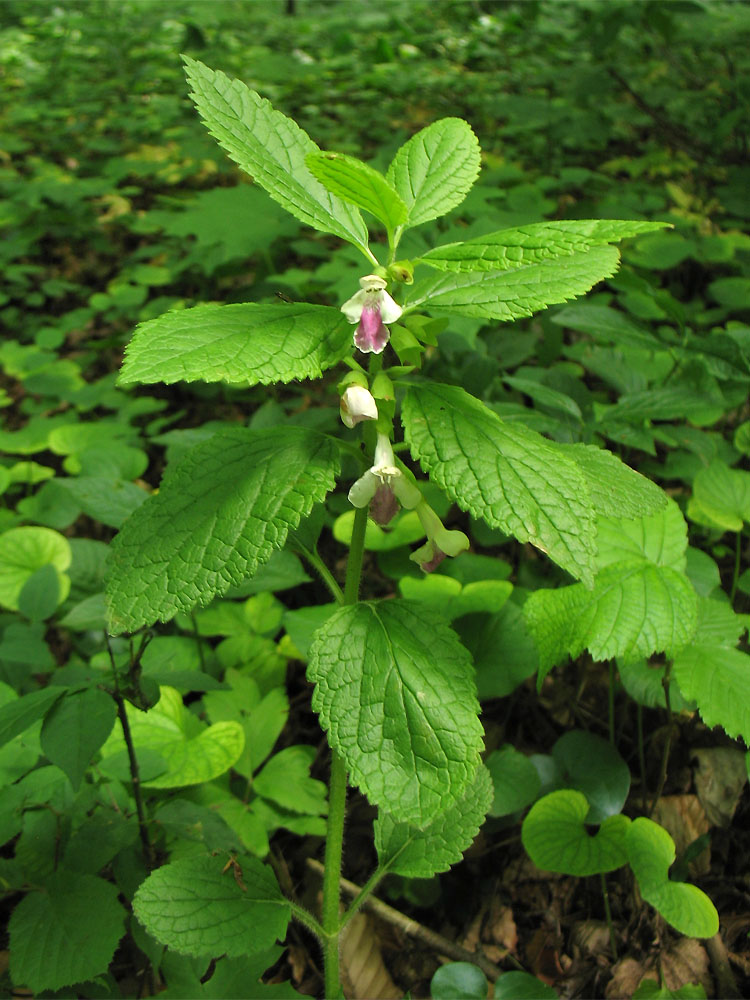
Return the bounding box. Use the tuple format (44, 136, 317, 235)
(341, 274, 401, 354)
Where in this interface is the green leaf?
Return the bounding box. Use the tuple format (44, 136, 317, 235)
(687, 460, 750, 533)
(522, 790, 630, 876)
(253, 745, 328, 815)
(404, 246, 620, 321)
(672, 645, 750, 743)
(118, 303, 352, 388)
(386, 118, 481, 228)
(486, 745, 540, 817)
(17, 563, 61, 622)
(0, 687, 64, 750)
(633, 981, 706, 999)
(308, 601, 483, 827)
(40, 688, 117, 790)
(305, 151, 407, 234)
(552, 303, 662, 351)
(9, 871, 127, 993)
(100, 687, 244, 789)
(0, 526, 71, 612)
(398, 574, 512, 620)
(552, 730, 630, 824)
(456, 602, 538, 700)
(133, 854, 290, 957)
(626, 818, 719, 938)
(558, 443, 666, 523)
(524, 560, 698, 679)
(402, 383, 597, 584)
(494, 972, 559, 999)
(431, 962, 487, 1000)
(595, 500, 688, 574)
(54, 476, 148, 529)
(421, 220, 670, 272)
(374, 764, 492, 878)
(182, 57, 368, 251)
(106, 427, 338, 633)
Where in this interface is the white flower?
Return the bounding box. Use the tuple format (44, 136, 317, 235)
(348, 433, 422, 516)
(340, 385, 378, 429)
(341, 274, 402, 354)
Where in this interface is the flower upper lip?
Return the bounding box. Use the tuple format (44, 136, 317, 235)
(341, 274, 402, 354)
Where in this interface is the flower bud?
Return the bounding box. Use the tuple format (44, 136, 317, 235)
(340, 385, 378, 429)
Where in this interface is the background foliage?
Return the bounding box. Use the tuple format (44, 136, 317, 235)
(1, 1, 750, 997)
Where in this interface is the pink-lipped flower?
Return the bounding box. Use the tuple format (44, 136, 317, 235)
(348, 433, 422, 526)
(341, 274, 402, 354)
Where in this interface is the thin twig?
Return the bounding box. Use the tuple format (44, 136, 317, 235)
(106, 635, 153, 868)
(306, 858, 523, 982)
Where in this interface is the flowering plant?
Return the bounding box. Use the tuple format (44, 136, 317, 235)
(101, 57, 722, 998)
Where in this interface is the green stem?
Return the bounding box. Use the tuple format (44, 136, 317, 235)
(338, 865, 388, 932)
(297, 543, 345, 604)
(648, 662, 674, 818)
(321, 501, 369, 996)
(344, 504, 368, 604)
(322, 750, 348, 998)
(289, 900, 325, 940)
(600, 872, 618, 960)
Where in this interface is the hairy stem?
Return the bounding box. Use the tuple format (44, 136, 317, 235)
(297, 542, 345, 604)
(321, 501, 369, 996)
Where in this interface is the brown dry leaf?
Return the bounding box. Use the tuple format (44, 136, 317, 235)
(570, 920, 612, 959)
(692, 746, 748, 827)
(487, 899, 518, 953)
(340, 911, 401, 1000)
(526, 927, 564, 985)
(651, 795, 711, 875)
(605, 956, 653, 998)
(660, 938, 712, 994)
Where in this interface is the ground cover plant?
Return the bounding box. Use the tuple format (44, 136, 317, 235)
(1, 2, 750, 998)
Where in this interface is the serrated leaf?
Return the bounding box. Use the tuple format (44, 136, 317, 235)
(402, 383, 597, 584)
(672, 645, 750, 743)
(558, 443, 666, 523)
(118, 303, 351, 388)
(386, 117, 480, 228)
(595, 499, 688, 574)
(101, 687, 244, 789)
(106, 427, 338, 633)
(524, 560, 698, 679)
(522, 789, 630, 876)
(404, 245, 620, 321)
(133, 854, 289, 957)
(40, 688, 117, 790)
(626, 818, 718, 938)
(305, 151, 407, 234)
(421, 219, 669, 272)
(308, 601, 483, 827)
(182, 57, 368, 250)
(9, 871, 127, 993)
(375, 764, 492, 878)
